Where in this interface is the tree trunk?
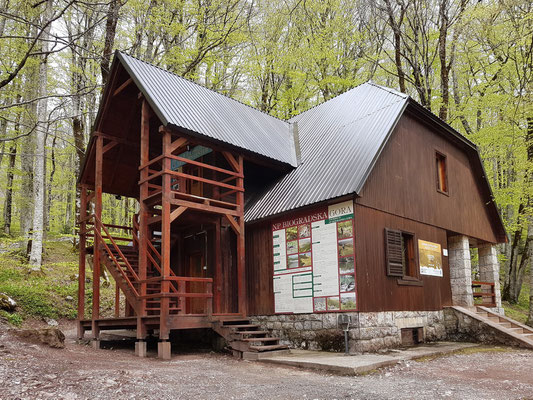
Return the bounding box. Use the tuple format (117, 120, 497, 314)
(438, 0, 449, 121)
(29, 0, 53, 268)
(100, 0, 122, 88)
(45, 134, 57, 232)
(3, 142, 16, 235)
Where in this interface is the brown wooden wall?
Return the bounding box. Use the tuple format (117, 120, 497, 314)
(357, 112, 500, 244)
(354, 204, 452, 312)
(245, 222, 274, 315)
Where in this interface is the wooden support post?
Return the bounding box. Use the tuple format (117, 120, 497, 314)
(92, 135, 103, 340)
(236, 155, 246, 316)
(77, 186, 87, 339)
(159, 130, 172, 340)
(114, 282, 120, 318)
(214, 218, 222, 313)
(206, 281, 213, 320)
(138, 100, 150, 319)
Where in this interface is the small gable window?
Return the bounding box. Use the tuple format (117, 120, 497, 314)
(436, 152, 448, 194)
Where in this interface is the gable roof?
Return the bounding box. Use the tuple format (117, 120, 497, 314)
(244, 82, 409, 221)
(82, 53, 505, 241)
(117, 52, 297, 167)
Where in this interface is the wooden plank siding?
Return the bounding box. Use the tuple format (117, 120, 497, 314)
(245, 222, 274, 315)
(354, 204, 452, 312)
(357, 112, 500, 244)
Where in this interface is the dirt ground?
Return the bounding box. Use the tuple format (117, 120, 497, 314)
(1, 322, 532, 400)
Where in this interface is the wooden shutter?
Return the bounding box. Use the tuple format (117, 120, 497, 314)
(385, 228, 404, 277)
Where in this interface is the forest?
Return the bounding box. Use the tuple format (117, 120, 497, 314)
(0, 0, 531, 322)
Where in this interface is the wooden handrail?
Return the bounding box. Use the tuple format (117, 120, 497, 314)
(472, 280, 496, 307)
(94, 214, 140, 282)
(93, 228, 139, 297)
(140, 292, 213, 299)
(86, 221, 133, 231)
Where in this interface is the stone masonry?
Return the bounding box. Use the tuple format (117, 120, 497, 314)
(448, 235, 473, 307)
(252, 310, 447, 353)
(478, 244, 504, 314)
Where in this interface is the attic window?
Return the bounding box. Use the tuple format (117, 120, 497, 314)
(436, 152, 448, 194)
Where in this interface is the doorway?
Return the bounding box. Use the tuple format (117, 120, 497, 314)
(187, 251, 206, 314)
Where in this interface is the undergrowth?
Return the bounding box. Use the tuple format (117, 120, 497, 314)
(502, 279, 531, 325)
(0, 239, 115, 326)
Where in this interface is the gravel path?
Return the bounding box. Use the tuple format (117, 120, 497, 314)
(1, 324, 532, 400)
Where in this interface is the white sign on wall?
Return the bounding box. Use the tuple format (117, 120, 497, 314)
(272, 200, 357, 314)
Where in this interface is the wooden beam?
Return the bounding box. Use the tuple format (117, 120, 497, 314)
(222, 151, 239, 172)
(166, 154, 243, 178)
(138, 99, 151, 321)
(236, 154, 246, 316)
(160, 130, 172, 340)
(224, 214, 240, 235)
(168, 137, 189, 155)
(113, 77, 133, 97)
(164, 169, 244, 192)
(170, 206, 187, 223)
(102, 140, 118, 154)
(169, 198, 240, 217)
(77, 186, 87, 339)
(214, 217, 222, 314)
(92, 135, 103, 339)
(94, 131, 139, 148)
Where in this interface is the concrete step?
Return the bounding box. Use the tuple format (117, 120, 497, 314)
(241, 337, 280, 343)
(249, 344, 289, 352)
(452, 306, 533, 349)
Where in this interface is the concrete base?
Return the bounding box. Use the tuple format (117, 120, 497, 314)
(243, 349, 291, 360)
(135, 341, 147, 357)
(158, 341, 171, 360)
(92, 339, 101, 350)
(260, 342, 478, 375)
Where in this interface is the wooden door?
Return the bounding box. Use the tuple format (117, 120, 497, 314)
(187, 252, 205, 314)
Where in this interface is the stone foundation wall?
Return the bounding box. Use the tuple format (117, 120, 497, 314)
(251, 310, 447, 353)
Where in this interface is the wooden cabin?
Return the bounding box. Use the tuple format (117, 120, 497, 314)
(77, 52, 507, 358)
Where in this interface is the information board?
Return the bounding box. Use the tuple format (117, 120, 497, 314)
(419, 239, 443, 277)
(272, 200, 357, 314)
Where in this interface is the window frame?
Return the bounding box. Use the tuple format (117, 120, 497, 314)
(435, 150, 449, 196)
(385, 228, 422, 286)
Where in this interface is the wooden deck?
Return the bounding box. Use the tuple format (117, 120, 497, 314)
(79, 314, 245, 333)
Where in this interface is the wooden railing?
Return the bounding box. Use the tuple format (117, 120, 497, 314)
(85, 214, 140, 297)
(139, 276, 213, 317)
(472, 281, 496, 307)
(138, 151, 244, 213)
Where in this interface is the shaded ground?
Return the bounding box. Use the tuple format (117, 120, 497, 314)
(1, 322, 532, 400)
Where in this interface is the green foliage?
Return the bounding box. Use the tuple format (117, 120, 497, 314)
(0, 239, 115, 322)
(502, 279, 531, 324)
(0, 310, 23, 327)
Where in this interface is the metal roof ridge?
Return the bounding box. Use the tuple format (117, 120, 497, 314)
(287, 81, 371, 121)
(116, 51, 290, 126)
(366, 81, 409, 99)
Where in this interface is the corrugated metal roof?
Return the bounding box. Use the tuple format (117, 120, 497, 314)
(245, 82, 409, 222)
(117, 52, 297, 167)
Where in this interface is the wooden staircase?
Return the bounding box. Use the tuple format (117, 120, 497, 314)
(213, 319, 290, 359)
(99, 244, 181, 316)
(451, 306, 533, 349)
